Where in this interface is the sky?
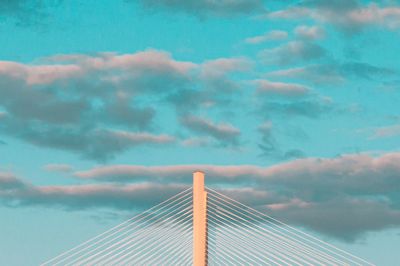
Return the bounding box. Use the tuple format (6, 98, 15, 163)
(0, 0, 400, 265)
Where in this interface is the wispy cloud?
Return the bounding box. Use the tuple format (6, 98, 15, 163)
(258, 97, 334, 119)
(181, 115, 241, 146)
(254, 79, 310, 97)
(267, 62, 395, 85)
(371, 124, 400, 139)
(244, 30, 288, 44)
(0, 0, 61, 26)
(259, 40, 326, 65)
(43, 164, 74, 173)
(257, 121, 306, 160)
(265, 0, 400, 34)
(138, 0, 265, 17)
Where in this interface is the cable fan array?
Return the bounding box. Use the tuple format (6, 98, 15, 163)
(41, 187, 193, 266)
(206, 187, 373, 266)
(42, 186, 374, 266)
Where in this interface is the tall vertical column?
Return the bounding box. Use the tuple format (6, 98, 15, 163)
(193, 171, 207, 266)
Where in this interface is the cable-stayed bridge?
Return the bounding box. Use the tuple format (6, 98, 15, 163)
(42, 172, 374, 266)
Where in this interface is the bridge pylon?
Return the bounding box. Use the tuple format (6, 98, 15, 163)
(193, 171, 207, 266)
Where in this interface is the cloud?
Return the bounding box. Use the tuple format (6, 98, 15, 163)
(199, 57, 252, 92)
(70, 152, 400, 240)
(257, 121, 278, 158)
(259, 97, 334, 119)
(263, 198, 400, 242)
(257, 121, 306, 160)
(165, 57, 252, 117)
(282, 149, 306, 159)
(245, 30, 288, 44)
(259, 40, 326, 65)
(2, 152, 400, 240)
(0, 114, 175, 161)
(103, 98, 156, 130)
(352, 4, 400, 29)
(0, 173, 188, 210)
(0, 73, 87, 125)
(341, 62, 395, 79)
(0, 172, 26, 190)
(112, 130, 175, 144)
(254, 66, 335, 125)
(138, 0, 265, 17)
(43, 164, 74, 173)
(37, 152, 400, 195)
(0, 0, 60, 26)
(180, 115, 240, 146)
(371, 124, 400, 139)
(0, 50, 251, 161)
(254, 79, 310, 97)
(267, 62, 394, 85)
(266, 1, 400, 34)
(294, 25, 325, 40)
(267, 64, 345, 85)
(0, 50, 194, 125)
(201, 57, 251, 77)
(181, 137, 212, 147)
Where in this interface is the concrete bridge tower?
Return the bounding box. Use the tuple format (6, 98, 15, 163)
(193, 171, 207, 266)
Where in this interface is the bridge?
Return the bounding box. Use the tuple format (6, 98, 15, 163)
(41, 172, 374, 265)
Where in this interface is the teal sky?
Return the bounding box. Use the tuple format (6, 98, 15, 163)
(1, 0, 400, 265)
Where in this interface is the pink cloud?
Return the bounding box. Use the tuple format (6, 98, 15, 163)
(254, 79, 310, 97)
(265, 3, 400, 33)
(245, 30, 288, 44)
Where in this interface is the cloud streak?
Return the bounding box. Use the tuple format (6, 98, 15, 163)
(266, 0, 400, 34)
(2, 152, 400, 240)
(245, 30, 288, 44)
(43, 164, 74, 173)
(267, 62, 394, 85)
(371, 124, 400, 139)
(138, 0, 265, 17)
(181, 115, 241, 146)
(0, 173, 188, 210)
(254, 79, 310, 97)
